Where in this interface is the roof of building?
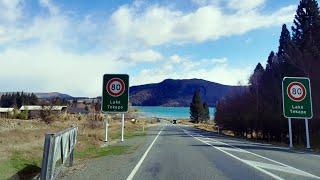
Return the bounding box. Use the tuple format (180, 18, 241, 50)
(0, 108, 14, 113)
(67, 107, 89, 114)
(19, 105, 67, 111)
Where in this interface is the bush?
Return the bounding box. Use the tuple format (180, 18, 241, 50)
(16, 110, 29, 120)
(39, 106, 56, 124)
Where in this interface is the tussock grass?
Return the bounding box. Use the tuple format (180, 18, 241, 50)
(0, 114, 152, 179)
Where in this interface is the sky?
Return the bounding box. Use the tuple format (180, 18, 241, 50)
(0, 0, 299, 97)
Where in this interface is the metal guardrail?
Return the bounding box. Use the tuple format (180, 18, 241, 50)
(40, 126, 78, 180)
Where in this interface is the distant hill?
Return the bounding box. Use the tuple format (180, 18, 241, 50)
(0, 92, 74, 100)
(34, 92, 74, 100)
(129, 79, 240, 107)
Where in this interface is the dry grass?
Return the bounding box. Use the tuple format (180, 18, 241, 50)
(193, 123, 217, 132)
(0, 113, 154, 179)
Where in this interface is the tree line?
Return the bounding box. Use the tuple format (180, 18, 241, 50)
(0, 92, 38, 108)
(215, 0, 320, 147)
(190, 90, 210, 123)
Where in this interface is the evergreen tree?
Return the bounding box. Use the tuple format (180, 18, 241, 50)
(292, 0, 320, 48)
(190, 90, 203, 123)
(202, 102, 210, 122)
(278, 24, 292, 59)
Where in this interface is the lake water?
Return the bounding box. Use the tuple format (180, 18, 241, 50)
(134, 106, 216, 119)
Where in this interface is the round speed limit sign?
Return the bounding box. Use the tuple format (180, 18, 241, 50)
(287, 82, 307, 102)
(106, 78, 126, 97)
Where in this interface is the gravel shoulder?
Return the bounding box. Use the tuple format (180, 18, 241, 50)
(59, 124, 162, 180)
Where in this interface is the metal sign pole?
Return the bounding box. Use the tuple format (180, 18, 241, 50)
(121, 113, 124, 142)
(104, 116, 108, 142)
(288, 118, 293, 148)
(305, 119, 310, 149)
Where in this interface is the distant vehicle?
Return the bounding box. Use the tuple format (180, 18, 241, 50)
(172, 119, 177, 124)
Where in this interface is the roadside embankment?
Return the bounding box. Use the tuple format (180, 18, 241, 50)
(0, 114, 157, 179)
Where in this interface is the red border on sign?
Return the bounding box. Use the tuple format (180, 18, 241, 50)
(287, 82, 306, 102)
(106, 78, 126, 97)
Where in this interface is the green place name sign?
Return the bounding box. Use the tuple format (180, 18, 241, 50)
(102, 74, 129, 113)
(282, 77, 313, 119)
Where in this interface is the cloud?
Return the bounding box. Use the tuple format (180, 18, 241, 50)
(0, 0, 22, 22)
(0, 0, 129, 96)
(108, 1, 295, 45)
(128, 49, 163, 63)
(227, 0, 265, 11)
(0, 44, 128, 96)
(170, 54, 182, 63)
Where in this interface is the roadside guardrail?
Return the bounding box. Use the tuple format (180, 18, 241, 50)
(40, 126, 78, 180)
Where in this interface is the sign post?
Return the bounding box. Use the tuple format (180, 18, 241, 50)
(282, 77, 313, 148)
(102, 74, 129, 142)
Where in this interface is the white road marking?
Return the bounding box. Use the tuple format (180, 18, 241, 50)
(206, 137, 320, 179)
(218, 146, 248, 153)
(243, 159, 317, 177)
(182, 129, 284, 180)
(182, 128, 320, 180)
(126, 126, 164, 180)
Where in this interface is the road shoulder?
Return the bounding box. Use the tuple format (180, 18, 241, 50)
(59, 124, 162, 180)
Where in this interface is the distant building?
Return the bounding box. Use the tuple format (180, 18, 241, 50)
(67, 107, 89, 114)
(0, 108, 14, 118)
(19, 105, 67, 119)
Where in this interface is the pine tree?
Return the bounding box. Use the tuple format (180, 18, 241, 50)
(292, 0, 320, 48)
(278, 24, 292, 59)
(202, 102, 210, 122)
(190, 90, 203, 123)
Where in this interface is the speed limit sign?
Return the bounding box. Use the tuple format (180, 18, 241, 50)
(282, 77, 312, 119)
(102, 74, 129, 113)
(106, 78, 126, 97)
(287, 82, 306, 102)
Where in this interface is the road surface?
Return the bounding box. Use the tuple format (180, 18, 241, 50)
(127, 123, 320, 180)
(63, 123, 320, 180)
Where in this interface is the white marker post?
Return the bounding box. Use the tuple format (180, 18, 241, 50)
(305, 119, 310, 149)
(121, 113, 124, 142)
(288, 118, 293, 148)
(104, 119, 108, 142)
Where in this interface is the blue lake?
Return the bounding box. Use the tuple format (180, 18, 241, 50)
(134, 106, 216, 119)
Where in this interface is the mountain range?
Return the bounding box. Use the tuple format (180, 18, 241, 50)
(129, 79, 239, 107)
(0, 79, 240, 106)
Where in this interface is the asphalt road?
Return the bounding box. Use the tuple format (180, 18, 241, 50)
(127, 123, 320, 180)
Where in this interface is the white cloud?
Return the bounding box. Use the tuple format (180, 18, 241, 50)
(0, 44, 127, 96)
(108, 2, 295, 45)
(0, 0, 129, 96)
(129, 49, 163, 62)
(170, 54, 182, 63)
(227, 0, 265, 11)
(0, 0, 22, 22)
(191, 0, 222, 6)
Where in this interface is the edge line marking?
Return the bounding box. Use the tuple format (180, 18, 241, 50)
(126, 126, 164, 180)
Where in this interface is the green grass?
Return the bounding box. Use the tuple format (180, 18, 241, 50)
(0, 151, 41, 180)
